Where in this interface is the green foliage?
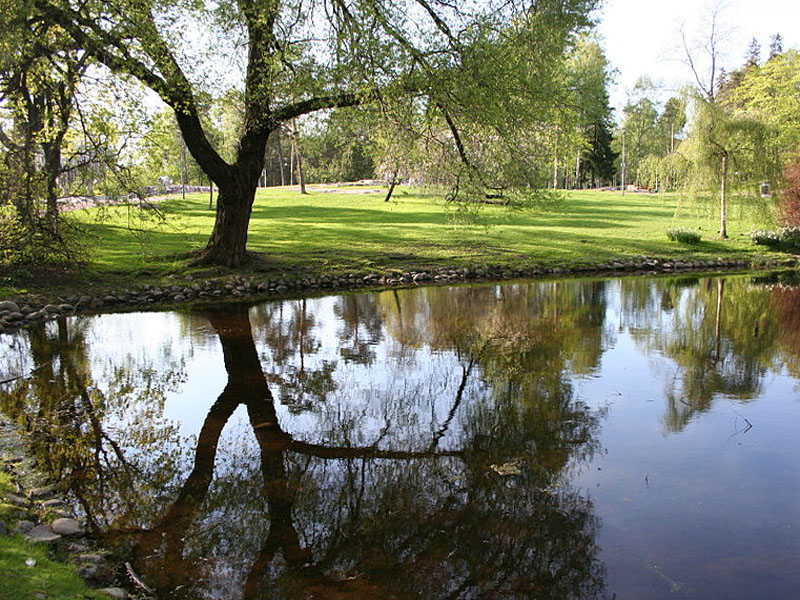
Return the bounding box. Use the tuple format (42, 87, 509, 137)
(677, 92, 773, 236)
(0, 206, 82, 266)
(302, 108, 376, 183)
(666, 228, 701, 244)
(729, 50, 800, 166)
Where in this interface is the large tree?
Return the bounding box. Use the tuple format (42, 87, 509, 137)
(27, 0, 597, 266)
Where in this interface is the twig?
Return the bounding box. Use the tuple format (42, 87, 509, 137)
(125, 562, 155, 595)
(0, 361, 52, 386)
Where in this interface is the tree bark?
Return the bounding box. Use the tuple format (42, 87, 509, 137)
(384, 171, 398, 202)
(199, 177, 258, 267)
(41, 139, 62, 223)
(720, 153, 728, 239)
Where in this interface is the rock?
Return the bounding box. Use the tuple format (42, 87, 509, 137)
(5, 312, 24, 321)
(29, 485, 55, 498)
(0, 521, 8, 536)
(99, 588, 129, 599)
(26, 524, 61, 542)
(0, 300, 20, 312)
(51, 517, 83, 536)
(77, 553, 106, 564)
(15, 520, 35, 534)
(77, 562, 112, 583)
(66, 542, 89, 553)
(7, 493, 29, 507)
(42, 498, 65, 508)
(58, 304, 75, 312)
(43, 304, 60, 314)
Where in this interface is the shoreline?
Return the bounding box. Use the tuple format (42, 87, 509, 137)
(1, 254, 798, 335)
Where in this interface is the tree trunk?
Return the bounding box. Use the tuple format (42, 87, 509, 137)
(197, 171, 259, 267)
(384, 171, 398, 202)
(291, 121, 307, 194)
(720, 154, 728, 239)
(42, 141, 62, 224)
(553, 155, 558, 189)
(276, 130, 286, 186)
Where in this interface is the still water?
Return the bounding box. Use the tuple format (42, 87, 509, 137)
(2, 272, 800, 599)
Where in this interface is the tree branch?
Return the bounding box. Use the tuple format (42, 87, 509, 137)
(273, 92, 363, 123)
(34, 0, 233, 186)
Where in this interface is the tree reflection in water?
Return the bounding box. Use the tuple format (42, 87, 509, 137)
(129, 305, 607, 599)
(0, 292, 610, 600)
(620, 276, 781, 432)
(4, 274, 800, 598)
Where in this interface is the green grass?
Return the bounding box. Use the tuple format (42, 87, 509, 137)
(0, 536, 106, 600)
(1, 187, 787, 297)
(0, 472, 104, 600)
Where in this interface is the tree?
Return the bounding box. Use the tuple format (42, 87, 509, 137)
(301, 108, 376, 184)
(566, 36, 616, 188)
(681, 94, 768, 238)
(744, 37, 761, 68)
(31, 0, 598, 266)
(676, 5, 773, 237)
(769, 34, 784, 59)
(615, 80, 661, 187)
(657, 96, 687, 155)
(0, 0, 88, 262)
(730, 49, 800, 166)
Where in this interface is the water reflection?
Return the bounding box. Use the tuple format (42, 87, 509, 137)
(2, 273, 800, 599)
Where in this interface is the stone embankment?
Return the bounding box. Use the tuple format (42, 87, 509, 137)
(1, 256, 797, 334)
(0, 422, 131, 598)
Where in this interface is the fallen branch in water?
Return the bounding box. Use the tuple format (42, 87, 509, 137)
(126, 562, 155, 595)
(0, 362, 52, 386)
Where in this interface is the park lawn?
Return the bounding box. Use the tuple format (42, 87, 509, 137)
(2, 186, 783, 297)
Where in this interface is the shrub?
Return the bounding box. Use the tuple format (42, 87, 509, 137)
(750, 227, 800, 251)
(750, 229, 782, 247)
(666, 228, 701, 244)
(779, 226, 800, 251)
(779, 162, 800, 227)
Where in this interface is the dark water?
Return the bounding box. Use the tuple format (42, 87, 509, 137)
(3, 272, 800, 599)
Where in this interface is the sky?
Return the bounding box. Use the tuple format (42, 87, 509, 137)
(595, 0, 800, 118)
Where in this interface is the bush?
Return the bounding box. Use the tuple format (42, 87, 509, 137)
(750, 229, 782, 247)
(0, 206, 82, 266)
(779, 227, 800, 251)
(779, 162, 800, 227)
(666, 228, 701, 244)
(750, 227, 800, 251)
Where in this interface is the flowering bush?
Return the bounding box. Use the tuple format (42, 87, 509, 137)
(750, 227, 800, 251)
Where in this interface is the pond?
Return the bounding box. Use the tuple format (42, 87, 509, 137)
(2, 272, 800, 599)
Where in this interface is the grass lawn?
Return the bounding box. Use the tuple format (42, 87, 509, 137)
(1, 186, 786, 297)
(0, 472, 105, 600)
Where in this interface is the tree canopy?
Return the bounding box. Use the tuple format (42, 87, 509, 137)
(16, 0, 598, 266)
